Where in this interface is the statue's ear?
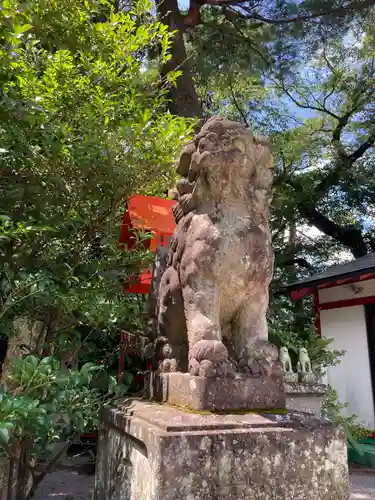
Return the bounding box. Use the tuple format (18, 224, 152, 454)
(232, 137, 247, 155)
(177, 142, 195, 177)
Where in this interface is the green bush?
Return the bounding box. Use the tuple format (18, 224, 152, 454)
(0, 0, 193, 496)
(321, 387, 373, 444)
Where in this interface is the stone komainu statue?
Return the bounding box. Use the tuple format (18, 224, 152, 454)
(145, 116, 279, 378)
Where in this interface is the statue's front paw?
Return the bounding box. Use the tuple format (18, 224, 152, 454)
(189, 358, 236, 378)
(239, 357, 264, 376)
(247, 358, 283, 378)
(160, 358, 178, 373)
(188, 340, 239, 378)
(217, 360, 236, 378)
(239, 353, 283, 378)
(198, 359, 216, 378)
(189, 339, 228, 363)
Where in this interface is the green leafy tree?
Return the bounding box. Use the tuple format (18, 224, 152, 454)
(0, 0, 193, 495)
(0, 0, 192, 348)
(0, 355, 119, 498)
(151, 0, 374, 118)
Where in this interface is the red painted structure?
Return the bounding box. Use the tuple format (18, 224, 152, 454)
(314, 290, 321, 337)
(117, 194, 177, 378)
(291, 272, 375, 338)
(119, 194, 176, 294)
(290, 273, 375, 302)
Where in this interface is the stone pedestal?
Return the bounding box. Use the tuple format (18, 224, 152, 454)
(149, 372, 285, 411)
(94, 399, 349, 500)
(285, 382, 327, 416)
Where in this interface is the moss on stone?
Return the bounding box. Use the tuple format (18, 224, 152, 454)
(165, 402, 288, 416)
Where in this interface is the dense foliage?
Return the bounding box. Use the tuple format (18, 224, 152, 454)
(0, 0, 192, 343)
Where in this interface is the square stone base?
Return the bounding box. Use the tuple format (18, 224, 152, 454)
(94, 399, 349, 500)
(285, 382, 327, 416)
(149, 372, 285, 411)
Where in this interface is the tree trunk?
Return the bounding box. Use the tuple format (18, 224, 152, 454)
(157, 0, 202, 118)
(1, 319, 46, 384)
(156, 0, 373, 258)
(0, 441, 33, 500)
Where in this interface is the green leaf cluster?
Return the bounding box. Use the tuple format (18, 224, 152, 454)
(0, 0, 193, 490)
(0, 0, 193, 345)
(0, 354, 130, 457)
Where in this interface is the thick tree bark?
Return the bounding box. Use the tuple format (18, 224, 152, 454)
(157, 0, 202, 118)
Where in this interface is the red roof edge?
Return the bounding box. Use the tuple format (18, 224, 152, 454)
(289, 272, 375, 301)
(290, 287, 314, 301)
(119, 195, 177, 295)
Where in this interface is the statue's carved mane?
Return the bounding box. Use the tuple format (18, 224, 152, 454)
(172, 116, 273, 223)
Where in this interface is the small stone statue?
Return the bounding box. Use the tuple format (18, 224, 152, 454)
(279, 347, 297, 383)
(247, 340, 283, 378)
(297, 348, 316, 384)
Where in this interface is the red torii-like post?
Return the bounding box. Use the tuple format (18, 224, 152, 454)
(118, 194, 176, 378)
(118, 194, 177, 294)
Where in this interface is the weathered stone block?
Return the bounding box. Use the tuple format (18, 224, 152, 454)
(285, 382, 327, 416)
(149, 372, 285, 411)
(94, 399, 349, 500)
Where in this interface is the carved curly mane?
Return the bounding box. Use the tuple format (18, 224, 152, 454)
(172, 116, 272, 224)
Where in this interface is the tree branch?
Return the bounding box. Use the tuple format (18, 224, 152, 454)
(286, 175, 371, 257)
(220, 8, 271, 66)
(279, 83, 341, 120)
(281, 257, 314, 269)
(315, 127, 375, 197)
(204, 0, 375, 24)
(349, 132, 375, 162)
(322, 45, 339, 77)
(299, 204, 368, 257)
(228, 79, 250, 126)
(279, 72, 375, 200)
